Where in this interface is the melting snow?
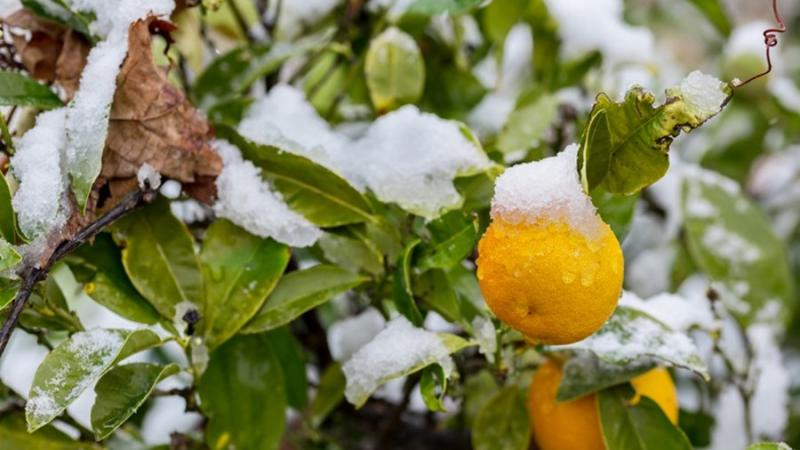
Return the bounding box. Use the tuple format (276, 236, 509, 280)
(490, 144, 604, 239)
(239, 86, 491, 219)
(342, 316, 454, 406)
(213, 140, 322, 247)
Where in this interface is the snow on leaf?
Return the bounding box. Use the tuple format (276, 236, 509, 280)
(553, 306, 708, 379)
(26, 328, 161, 432)
(342, 315, 473, 408)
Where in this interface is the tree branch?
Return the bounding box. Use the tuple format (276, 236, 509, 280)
(0, 188, 157, 358)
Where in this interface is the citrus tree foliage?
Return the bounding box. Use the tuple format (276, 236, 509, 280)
(0, 0, 798, 449)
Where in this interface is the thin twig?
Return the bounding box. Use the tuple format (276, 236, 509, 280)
(227, 0, 256, 42)
(733, 0, 785, 88)
(0, 189, 156, 358)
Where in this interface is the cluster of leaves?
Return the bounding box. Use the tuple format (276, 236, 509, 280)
(0, 0, 797, 449)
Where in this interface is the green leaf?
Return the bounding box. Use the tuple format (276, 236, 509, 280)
(318, 226, 384, 276)
(420, 364, 448, 412)
(496, 93, 559, 159)
(557, 352, 654, 402)
(685, 0, 732, 36)
(0, 239, 21, 273)
(365, 27, 425, 112)
(555, 307, 708, 379)
(598, 385, 692, 450)
(112, 197, 204, 322)
(682, 175, 795, 327)
(242, 264, 366, 334)
(747, 444, 794, 450)
(0, 174, 17, 242)
(200, 220, 290, 349)
(217, 126, 375, 227)
(266, 327, 307, 410)
(0, 414, 99, 450)
(580, 80, 732, 194)
(405, 0, 483, 16)
(0, 71, 62, 109)
(418, 211, 479, 271)
(66, 234, 160, 325)
(392, 240, 424, 326)
(591, 189, 639, 242)
(0, 278, 20, 311)
(415, 269, 462, 324)
(199, 334, 286, 450)
(472, 387, 530, 450)
(91, 363, 180, 440)
(308, 363, 346, 428)
(194, 29, 334, 110)
(463, 370, 499, 427)
(26, 328, 161, 432)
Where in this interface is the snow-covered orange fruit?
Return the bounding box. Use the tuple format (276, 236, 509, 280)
(476, 145, 623, 345)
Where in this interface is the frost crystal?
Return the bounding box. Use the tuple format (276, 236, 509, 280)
(490, 144, 604, 239)
(212, 140, 322, 247)
(10, 108, 69, 238)
(678, 71, 728, 119)
(64, 0, 175, 207)
(137, 163, 162, 190)
(342, 316, 454, 406)
(239, 86, 492, 219)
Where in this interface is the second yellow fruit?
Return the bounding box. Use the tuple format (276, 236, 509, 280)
(527, 359, 679, 450)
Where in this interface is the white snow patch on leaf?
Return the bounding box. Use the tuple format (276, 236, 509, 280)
(10, 108, 69, 238)
(491, 144, 604, 239)
(677, 71, 728, 118)
(619, 290, 717, 332)
(472, 316, 496, 363)
(238, 86, 492, 219)
(342, 316, 456, 407)
(702, 224, 761, 264)
(213, 140, 322, 247)
(327, 307, 386, 362)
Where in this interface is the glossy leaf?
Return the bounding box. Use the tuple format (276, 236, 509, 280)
(555, 307, 708, 379)
(200, 220, 290, 349)
(217, 126, 375, 227)
(0, 239, 21, 273)
(243, 264, 366, 334)
(0, 71, 62, 109)
(365, 27, 425, 111)
(309, 363, 346, 428)
(113, 197, 204, 322)
(0, 174, 16, 242)
(682, 176, 795, 327)
(91, 363, 180, 440)
(686, 0, 732, 36)
(472, 387, 530, 450)
(415, 269, 462, 324)
(598, 385, 692, 450)
(392, 240, 424, 326)
(67, 234, 160, 325)
(405, 0, 483, 16)
(0, 414, 99, 450)
(591, 189, 639, 241)
(26, 328, 161, 431)
(580, 82, 732, 195)
(496, 94, 559, 159)
(0, 277, 20, 311)
(199, 334, 286, 450)
(418, 211, 479, 271)
(557, 352, 654, 402)
(267, 327, 307, 410)
(420, 364, 448, 412)
(318, 227, 384, 275)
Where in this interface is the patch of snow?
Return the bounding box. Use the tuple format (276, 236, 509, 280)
(10, 108, 69, 238)
(141, 396, 203, 445)
(702, 224, 761, 264)
(170, 199, 212, 224)
(491, 144, 604, 239)
(676, 71, 728, 118)
(748, 324, 790, 438)
(159, 180, 182, 199)
(625, 244, 676, 298)
(769, 77, 800, 113)
(272, 0, 341, 39)
(327, 308, 386, 362)
(725, 21, 772, 59)
(136, 163, 161, 190)
(472, 316, 496, 363)
(619, 290, 717, 332)
(342, 316, 454, 405)
(709, 386, 748, 450)
(212, 140, 322, 247)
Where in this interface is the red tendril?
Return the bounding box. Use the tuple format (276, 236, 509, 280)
(733, 0, 786, 88)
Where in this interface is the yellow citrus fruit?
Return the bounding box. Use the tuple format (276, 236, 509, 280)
(527, 359, 679, 450)
(476, 217, 623, 344)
